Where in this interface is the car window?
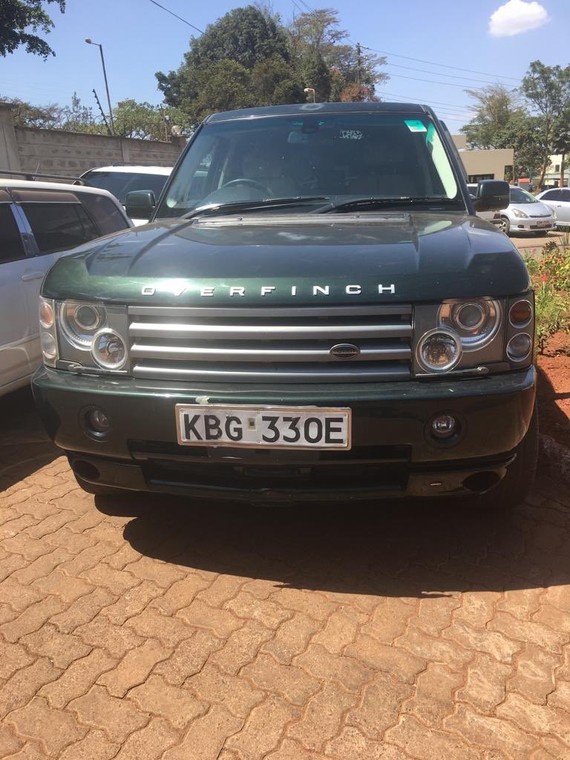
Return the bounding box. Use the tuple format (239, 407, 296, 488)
(22, 202, 99, 254)
(79, 193, 130, 235)
(0, 204, 26, 264)
(561, 190, 570, 201)
(83, 171, 169, 204)
(541, 190, 561, 201)
(510, 187, 537, 204)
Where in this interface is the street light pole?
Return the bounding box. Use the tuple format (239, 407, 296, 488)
(85, 38, 115, 135)
(304, 87, 316, 103)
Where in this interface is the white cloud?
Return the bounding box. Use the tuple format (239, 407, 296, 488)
(489, 0, 550, 37)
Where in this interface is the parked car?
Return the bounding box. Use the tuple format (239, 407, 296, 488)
(0, 176, 131, 398)
(33, 102, 538, 511)
(535, 187, 570, 229)
(497, 186, 556, 235)
(80, 165, 172, 225)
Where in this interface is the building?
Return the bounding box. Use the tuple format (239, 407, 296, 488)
(452, 134, 514, 183)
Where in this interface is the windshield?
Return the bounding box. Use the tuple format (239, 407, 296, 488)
(156, 112, 460, 218)
(510, 187, 538, 204)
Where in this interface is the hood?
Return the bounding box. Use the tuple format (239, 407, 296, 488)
(43, 212, 530, 305)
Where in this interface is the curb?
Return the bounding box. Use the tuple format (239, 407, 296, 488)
(539, 434, 570, 484)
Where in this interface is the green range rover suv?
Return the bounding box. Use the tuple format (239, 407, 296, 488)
(32, 102, 537, 508)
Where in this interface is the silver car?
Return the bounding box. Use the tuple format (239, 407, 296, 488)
(495, 186, 556, 236)
(0, 177, 131, 397)
(535, 187, 570, 229)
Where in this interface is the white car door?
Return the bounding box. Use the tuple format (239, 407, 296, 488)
(0, 202, 41, 395)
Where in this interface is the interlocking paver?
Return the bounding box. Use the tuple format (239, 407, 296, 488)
(39, 648, 117, 707)
(1, 398, 570, 759)
(57, 730, 119, 760)
(69, 685, 150, 743)
(21, 623, 92, 669)
(163, 704, 243, 760)
(128, 674, 206, 729)
(226, 696, 298, 760)
(456, 652, 511, 713)
(98, 639, 170, 697)
(287, 681, 358, 751)
(6, 696, 87, 756)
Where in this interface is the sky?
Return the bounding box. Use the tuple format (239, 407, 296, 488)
(1, 0, 568, 133)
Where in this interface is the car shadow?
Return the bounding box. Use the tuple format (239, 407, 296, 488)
(94, 480, 570, 599)
(0, 387, 60, 491)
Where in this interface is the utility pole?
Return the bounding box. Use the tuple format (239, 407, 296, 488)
(92, 89, 111, 135)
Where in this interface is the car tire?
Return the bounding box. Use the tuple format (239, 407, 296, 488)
(470, 403, 538, 511)
(497, 216, 510, 235)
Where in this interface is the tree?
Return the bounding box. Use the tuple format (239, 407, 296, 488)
(156, 5, 298, 123)
(288, 10, 387, 102)
(0, 0, 65, 58)
(112, 100, 190, 141)
(461, 82, 546, 182)
(157, 4, 389, 120)
(461, 84, 524, 149)
(520, 60, 570, 187)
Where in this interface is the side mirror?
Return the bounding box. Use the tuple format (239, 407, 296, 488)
(472, 180, 510, 212)
(125, 190, 156, 220)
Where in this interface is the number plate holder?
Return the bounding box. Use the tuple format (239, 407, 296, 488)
(176, 404, 352, 450)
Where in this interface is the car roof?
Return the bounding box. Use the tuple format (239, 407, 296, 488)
(0, 177, 129, 199)
(205, 101, 436, 124)
(81, 166, 172, 175)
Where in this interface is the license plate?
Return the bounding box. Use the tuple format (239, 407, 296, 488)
(176, 404, 351, 449)
(537, 221, 551, 227)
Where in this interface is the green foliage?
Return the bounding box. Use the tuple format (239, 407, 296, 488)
(156, 4, 388, 121)
(525, 242, 570, 352)
(0, 0, 65, 58)
(462, 62, 570, 185)
(113, 100, 189, 140)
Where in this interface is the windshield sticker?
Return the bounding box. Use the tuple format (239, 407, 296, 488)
(404, 119, 427, 133)
(339, 129, 363, 140)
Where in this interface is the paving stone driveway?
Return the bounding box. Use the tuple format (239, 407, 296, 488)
(1, 388, 569, 760)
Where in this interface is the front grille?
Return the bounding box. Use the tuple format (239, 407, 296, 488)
(128, 304, 413, 383)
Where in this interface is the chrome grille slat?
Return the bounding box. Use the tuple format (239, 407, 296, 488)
(130, 342, 411, 362)
(128, 304, 413, 382)
(129, 321, 412, 340)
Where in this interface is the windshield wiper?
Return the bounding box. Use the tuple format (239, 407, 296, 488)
(182, 196, 330, 220)
(318, 196, 460, 213)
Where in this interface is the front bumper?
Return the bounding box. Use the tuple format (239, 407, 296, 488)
(512, 218, 555, 233)
(32, 366, 536, 502)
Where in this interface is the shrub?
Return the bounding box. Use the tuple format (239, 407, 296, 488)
(524, 241, 570, 353)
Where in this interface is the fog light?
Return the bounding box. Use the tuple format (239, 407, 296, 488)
(86, 408, 111, 434)
(430, 414, 458, 439)
(507, 333, 532, 361)
(417, 329, 462, 372)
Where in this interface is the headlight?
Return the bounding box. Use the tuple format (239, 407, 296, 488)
(61, 302, 107, 349)
(438, 299, 501, 350)
(91, 329, 127, 370)
(417, 329, 462, 373)
(512, 209, 528, 218)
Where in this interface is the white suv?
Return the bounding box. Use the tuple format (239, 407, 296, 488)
(80, 165, 172, 225)
(0, 176, 131, 397)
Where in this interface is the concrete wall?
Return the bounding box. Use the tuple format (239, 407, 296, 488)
(0, 103, 185, 180)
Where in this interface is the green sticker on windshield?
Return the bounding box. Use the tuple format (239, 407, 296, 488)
(405, 119, 427, 133)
